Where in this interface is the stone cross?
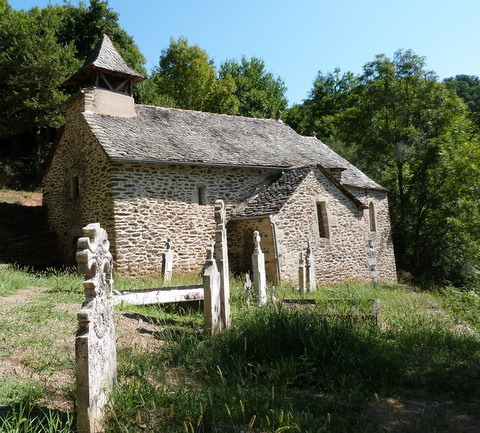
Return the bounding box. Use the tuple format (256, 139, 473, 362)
(75, 223, 116, 433)
(252, 231, 267, 305)
(162, 238, 173, 282)
(298, 252, 306, 293)
(214, 200, 230, 329)
(305, 241, 316, 292)
(203, 244, 222, 336)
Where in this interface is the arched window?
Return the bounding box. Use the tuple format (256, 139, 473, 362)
(369, 202, 376, 232)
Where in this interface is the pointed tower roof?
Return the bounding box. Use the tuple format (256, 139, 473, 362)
(64, 34, 145, 87)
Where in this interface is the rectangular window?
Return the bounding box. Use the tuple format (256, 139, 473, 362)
(369, 202, 377, 232)
(198, 185, 207, 205)
(316, 202, 330, 239)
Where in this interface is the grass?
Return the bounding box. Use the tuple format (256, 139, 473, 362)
(1, 266, 480, 432)
(105, 281, 480, 432)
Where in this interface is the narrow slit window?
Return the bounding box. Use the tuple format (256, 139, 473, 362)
(316, 202, 330, 239)
(369, 202, 377, 232)
(71, 176, 80, 199)
(198, 185, 207, 205)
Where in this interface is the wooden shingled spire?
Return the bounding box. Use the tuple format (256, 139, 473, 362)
(64, 34, 144, 95)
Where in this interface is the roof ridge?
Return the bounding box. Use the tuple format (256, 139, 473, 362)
(135, 104, 287, 124)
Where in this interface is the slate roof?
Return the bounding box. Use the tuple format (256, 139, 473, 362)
(231, 166, 312, 218)
(64, 34, 144, 86)
(83, 104, 385, 191)
(231, 165, 367, 219)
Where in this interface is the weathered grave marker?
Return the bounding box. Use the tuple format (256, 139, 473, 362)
(162, 238, 173, 282)
(367, 240, 378, 285)
(75, 223, 116, 433)
(214, 200, 230, 328)
(298, 252, 306, 293)
(305, 241, 316, 292)
(203, 243, 222, 336)
(244, 272, 252, 307)
(252, 231, 267, 305)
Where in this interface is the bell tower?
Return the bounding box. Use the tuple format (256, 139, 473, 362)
(64, 34, 145, 117)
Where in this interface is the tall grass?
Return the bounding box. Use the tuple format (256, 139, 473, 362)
(106, 292, 480, 432)
(0, 405, 74, 433)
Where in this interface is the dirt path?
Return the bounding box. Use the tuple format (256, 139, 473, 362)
(0, 287, 163, 412)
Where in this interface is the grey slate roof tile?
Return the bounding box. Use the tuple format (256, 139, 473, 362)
(231, 166, 313, 218)
(231, 165, 367, 219)
(65, 34, 144, 85)
(82, 104, 385, 191)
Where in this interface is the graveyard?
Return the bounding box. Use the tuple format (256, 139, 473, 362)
(1, 214, 480, 432)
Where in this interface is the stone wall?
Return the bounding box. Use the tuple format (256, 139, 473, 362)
(110, 162, 275, 276)
(42, 97, 115, 265)
(227, 218, 277, 280)
(272, 169, 396, 284)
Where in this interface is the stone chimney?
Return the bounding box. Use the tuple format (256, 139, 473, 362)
(63, 34, 144, 118)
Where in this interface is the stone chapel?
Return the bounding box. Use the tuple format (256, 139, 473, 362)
(42, 35, 397, 284)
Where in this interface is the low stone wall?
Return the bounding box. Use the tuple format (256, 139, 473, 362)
(0, 231, 59, 266)
(0, 203, 49, 237)
(0, 203, 58, 266)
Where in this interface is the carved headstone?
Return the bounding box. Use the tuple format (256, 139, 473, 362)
(252, 231, 267, 305)
(214, 200, 230, 328)
(75, 223, 116, 433)
(305, 241, 316, 292)
(162, 238, 173, 282)
(203, 244, 222, 336)
(298, 252, 306, 293)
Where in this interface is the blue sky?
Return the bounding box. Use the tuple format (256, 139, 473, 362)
(10, 0, 480, 106)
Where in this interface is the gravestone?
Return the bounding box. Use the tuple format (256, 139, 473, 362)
(252, 231, 267, 305)
(214, 200, 230, 329)
(298, 252, 306, 293)
(244, 272, 252, 307)
(75, 223, 116, 433)
(305, 241, 316, 292)
(203, 243, 222, 336)
(162, 238, 173, 282)
(367, 240, 378, 284)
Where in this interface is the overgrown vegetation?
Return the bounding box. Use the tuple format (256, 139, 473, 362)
(1, 270, 480, 432)
(106, 282, 480, 432)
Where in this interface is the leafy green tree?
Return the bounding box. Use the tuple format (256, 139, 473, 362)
(0, 0, 146, 188)
(149, 37, 239, 114)
(0, 3, 78, 188)
(336, 50, 477, 286)
(284, 69, 359, 161)
(219, 56, 287, 118)
(444, 75, 480, 130)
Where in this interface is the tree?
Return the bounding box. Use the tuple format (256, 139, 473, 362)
(219, 56, 287, 118)
(149, 37, 239, 114)
(335, 50, 477, 286)
(284, 69, 358, 158)
(0, 0, 146, 188)
(444, 75, 480, 130)
(0, 3, 78, 187)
